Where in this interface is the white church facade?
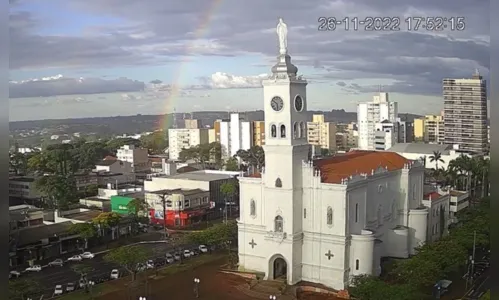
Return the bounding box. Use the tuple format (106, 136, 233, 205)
(236, 19, 429, 291)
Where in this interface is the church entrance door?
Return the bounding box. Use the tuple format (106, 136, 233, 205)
(272, 257, 287, 279)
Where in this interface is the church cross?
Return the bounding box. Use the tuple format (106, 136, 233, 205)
(249, 239, 257, 249)
(325, 250, 334, 260)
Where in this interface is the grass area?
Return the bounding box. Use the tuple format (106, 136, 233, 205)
(58, 253, 226, 299)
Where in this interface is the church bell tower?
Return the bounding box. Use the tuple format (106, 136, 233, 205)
(261, 20, 310, 190)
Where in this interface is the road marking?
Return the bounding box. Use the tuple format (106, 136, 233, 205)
(478, 292, 484, 298)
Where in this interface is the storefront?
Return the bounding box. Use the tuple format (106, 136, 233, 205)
(149, 208, 208, 227)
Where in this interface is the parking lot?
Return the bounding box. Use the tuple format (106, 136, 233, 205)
(10, 241, 207, 298)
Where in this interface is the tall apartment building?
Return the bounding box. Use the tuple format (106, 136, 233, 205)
(414, 113, 445, 144)
(116, 145, 150, 171)
(357, 92, 398, 150)
(184, 119, 200, 129)
(168, 128, 210, 160)
(252, 121, 265, 146)
(307, 114, 337, 152)
(396, 116, 414, 143)
(443, 70, 488, 154)
(218, 113, 253, 159)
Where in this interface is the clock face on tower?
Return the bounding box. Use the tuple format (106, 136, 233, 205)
(294, 95, 303, 112)
(270, 96, 284, 111)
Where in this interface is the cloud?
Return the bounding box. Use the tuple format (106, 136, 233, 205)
(9, 75, 145, 98)
(9, 0, 489, 96)
(336, 81, 347, 87)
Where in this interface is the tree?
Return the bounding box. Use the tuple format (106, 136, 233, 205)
(35, 174, 78, 209)
(178, 142, 222, 167)
(104, 245, 151, 281)
(429, 151, 444, 170)
(71, 264, 94, 292)
(224, 157, 239, 171)
(183, 221, 237, 246)
(9, 152, 29, 175)
(106, 138, 141, 153)
(127, 198, 149, 231)
(220, 181, 238, 218)
(349, 275, 424, 300)
(140, 131, 168, 154)
(69, 222, 98, 249)
(235, 146, 265, 171)
(9, 279, 43, 300)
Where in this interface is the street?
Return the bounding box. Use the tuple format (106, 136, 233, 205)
(462, 273, 490, 300)
(15, 241, 191, 297)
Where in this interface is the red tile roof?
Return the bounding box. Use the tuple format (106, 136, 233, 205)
(103, 155, 116, 160)
(424, 192, 443, 201)
(314, 151, 410, 184)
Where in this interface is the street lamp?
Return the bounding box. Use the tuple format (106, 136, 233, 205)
(269, 295, 277, 300)
(88, 280, 95, 299)
(193, 277, 200, 298)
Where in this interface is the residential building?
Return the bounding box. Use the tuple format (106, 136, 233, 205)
(307, 114, 337, 152)
(443, 70, 488, 154)
(146, 188, 211, 227)
(219, 113, 253, 159)
(116, 145, 149, 172)
(73, 173, 98, 193)
(374, 120, 398, 150)
(93, 159, 134, 174)
(388, 143, 475, 170)
(168, 128, 210, 160)
(237, 38, 428, 291)
(144, 170, 239, 220)
(184, 119, 200, 129)
(9, 205, 44, 230)
(208, 128, 216, 143)
(253, 121, 266, 146)
(414, 113, 445, 143)
(396, 116, 414, 143)
(9, 177, 41, 200)
(422, 191, 450, 243)
(357, 92, 398, 150)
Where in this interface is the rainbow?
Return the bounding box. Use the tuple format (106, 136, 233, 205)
(158, 0, 224, 131)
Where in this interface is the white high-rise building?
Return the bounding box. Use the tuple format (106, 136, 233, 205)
(357, 92, 398, 150)
(168, 128, 209, 160)
(237, 19, 428, 291)
(219, 113, 253, 159)
(116, 145, 149, 172)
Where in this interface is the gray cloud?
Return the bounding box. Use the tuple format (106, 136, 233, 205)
(9, 0, 489, 96)
(9, 76, 145, 98)
(336, 81, 347, 87)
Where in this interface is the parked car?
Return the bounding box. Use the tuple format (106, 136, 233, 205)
(183, 249, 191, 258)
(68, 255, 82, 262)
(165, 253, 174, 263)
(66, 282, 75, 292)
(48, 259, 64, 267)
(110, 269, 119, 279)
(9, 270, 21, 278)
(173, 253, 181, 261)
(81, 252, 94, 259)
(25, 265, 42, 272)
(54, 285, 64, 296)
(199, 245, 208, 253)
(146, 260, 154, 269)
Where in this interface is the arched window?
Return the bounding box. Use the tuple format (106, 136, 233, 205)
(355, 259, 359, 270)
(327, 207, 333, 225)
(293, 122, 299, 138)
(300, 122, 306, 138)
(303, 208, 307, 219)
(271, 124, 277, 138)
(274, 215, 283, 232)
(355, 203, 359, 222)
(275, 178, 282, 188)
(250, 200, 256, 217)
(280, 125, 286, 138)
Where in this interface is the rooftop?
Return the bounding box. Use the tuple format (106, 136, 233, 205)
(388, 143, 453, 155)
(95, 160, 119, 166)
(149, 188, 206, 196)
(63, 210, 102, 222)
(16, 221, 74, 247)
(116, 191, 145, 199)
(314, 151, 410, 184)
(157, 170, 236, 182)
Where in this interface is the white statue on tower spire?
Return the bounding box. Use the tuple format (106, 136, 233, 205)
(276, 18, 288, 55)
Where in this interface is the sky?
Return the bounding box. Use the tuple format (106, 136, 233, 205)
(9, 0, 490, 121)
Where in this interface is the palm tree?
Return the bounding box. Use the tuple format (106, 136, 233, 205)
(429, 151, 445, 170)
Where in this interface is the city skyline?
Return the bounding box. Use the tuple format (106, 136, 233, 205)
(9, 0, 490, 121)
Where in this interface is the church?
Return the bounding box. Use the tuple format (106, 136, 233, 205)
(236, 19, 429, 290)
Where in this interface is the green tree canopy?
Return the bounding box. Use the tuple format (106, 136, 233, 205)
(235, 146, 265, 171)
(104, 245, 151, 281)
(92, 212, 122, 228)
(9, 279, 43, 300)
(183, 221, 237, 245)
(140, 131, 168, 154)
(349, 275, 425, 300)
(224, 157, 239, 171)
(106, 138, 141, 153)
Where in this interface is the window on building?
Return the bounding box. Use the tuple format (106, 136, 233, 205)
(275, 178, 282, 188)
(355, 259, 359, 270)
(274, 215, 283, 232)
(166, 200, 172, 208)
(280, 125, 286, 138)
(293, 122, 299, 138)
(355, 203, 359, 222)
(202, 196, 209, 204)
(304, 208, 307, 219)
(300, 122, 306, 138)
(327, 207, 333, 225)
(271, 125, 277, 137)
(250, 200, 256, 217)
(184, 199, 190, 208)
